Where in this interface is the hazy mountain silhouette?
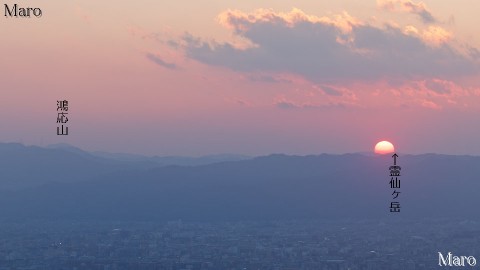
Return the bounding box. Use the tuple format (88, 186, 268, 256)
(0, 144, 479, 221)
(0, 143, 250, 190)
(92, 151, 250, 166)
(0, 143, 128, 190)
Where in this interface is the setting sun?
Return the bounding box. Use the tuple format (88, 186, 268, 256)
(374, 141, 395, 154)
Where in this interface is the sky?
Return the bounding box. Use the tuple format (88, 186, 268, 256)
(2, 0, 480, 156)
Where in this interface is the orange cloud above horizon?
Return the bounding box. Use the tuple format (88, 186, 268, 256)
(155, 7, 480, 111)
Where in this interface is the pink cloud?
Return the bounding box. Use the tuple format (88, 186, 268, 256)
(217, 8, 362, 34)
(178, 8, 478, 86)
(377, 0, 436, 23)
(421, 99, 442, 110)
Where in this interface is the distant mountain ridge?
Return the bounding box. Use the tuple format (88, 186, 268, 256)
(0, 142, 123, 190)
(0, 143, 479, 221)
(0, 143, 250, 190)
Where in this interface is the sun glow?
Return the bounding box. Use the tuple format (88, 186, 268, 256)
(374, 141, 395, 154)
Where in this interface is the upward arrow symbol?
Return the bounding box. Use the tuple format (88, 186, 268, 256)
(392, 153, 398, 165)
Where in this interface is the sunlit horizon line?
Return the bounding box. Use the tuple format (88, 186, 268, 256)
(0, 141, 478, 158)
